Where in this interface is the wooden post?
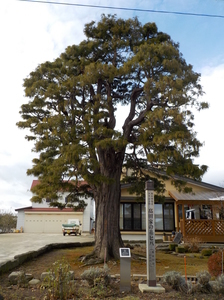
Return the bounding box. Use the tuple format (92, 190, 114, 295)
(175, 202, 179, 232)
(212, 220, 215, 237)
(184, 256, 187, 282)
(182, 204, 186, 237)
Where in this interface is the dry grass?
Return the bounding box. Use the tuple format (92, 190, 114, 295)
(53, 245, 209, 277)
(0, 244, 211, 299)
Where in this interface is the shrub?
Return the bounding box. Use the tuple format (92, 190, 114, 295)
(81, 264, 111, 287)
(183, 244, 190, 253)
(175, 246, 185, 253)
(212, 274, 224, 294)
(42, 258, 75, 300)
(169, 243, 178, 251)
(163, 271, 188, 293)
(183, 237, 202, 253)
(197, 270, 211, 285)
(208, 251, 224, 277)
(201, 249, 213, 257)
(193, 271, 213, 294)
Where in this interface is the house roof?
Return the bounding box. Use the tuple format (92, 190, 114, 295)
(146, 167, 224, 192)
(15, 206, 32, 211)
(30, 180, 40, 190)
(22, 207, 84, 213)
(169, 190, 224, 204)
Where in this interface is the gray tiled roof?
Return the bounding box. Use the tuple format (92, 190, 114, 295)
(169, 190, 224, 201)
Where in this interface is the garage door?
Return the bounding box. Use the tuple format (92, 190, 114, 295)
(24, 213, 83, 233)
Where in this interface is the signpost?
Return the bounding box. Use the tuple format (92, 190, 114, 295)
(119, 248, 131, 292)
(138, 180, 165, 294)
(145, 180, 156, 287)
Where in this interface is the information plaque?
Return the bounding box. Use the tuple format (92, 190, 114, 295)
(119, 248, 131, 257)
(119, 247, 131, 291)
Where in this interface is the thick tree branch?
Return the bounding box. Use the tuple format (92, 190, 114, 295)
(122, 87, 143, 131)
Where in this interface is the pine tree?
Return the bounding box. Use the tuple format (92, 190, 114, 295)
(17, 14, 208, 259)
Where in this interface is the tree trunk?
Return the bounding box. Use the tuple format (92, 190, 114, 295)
(94, 147, 125, 260)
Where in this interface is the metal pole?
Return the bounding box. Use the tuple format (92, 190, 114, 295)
(184, 256, 187, 282)
(145, 180, 156, 287)
(222, 249, 223, 275)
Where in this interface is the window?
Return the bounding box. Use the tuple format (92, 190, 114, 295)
(120, 203, 145, 231)
(164, 203, 174, 231)
(120, 202, 174, 232)
(155, 203, 174, 231)
(155, 204, 163, 230)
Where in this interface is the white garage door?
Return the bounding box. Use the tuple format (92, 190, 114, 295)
(24, 213, 83, 233)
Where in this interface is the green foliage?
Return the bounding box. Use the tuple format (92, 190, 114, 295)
(201, 248, 213, 257)
(169, 243, 178, 251)
(175, 246, 185, 253)
(81, 264, 111, 287)
(42, 259, 75, 300)
(208, 251, 224, 277)
(17, 14, 208, 207)
(17, 271, 29, 288)
(0, 211, 17, 232)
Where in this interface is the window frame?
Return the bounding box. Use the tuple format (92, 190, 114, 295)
(120, 202, 145, 231)
(120, 200, 175, 232)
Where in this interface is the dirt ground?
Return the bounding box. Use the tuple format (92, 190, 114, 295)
(0, 244, 223, 299)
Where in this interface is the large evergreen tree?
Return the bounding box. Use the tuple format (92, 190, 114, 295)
(17, 15, 208, 259)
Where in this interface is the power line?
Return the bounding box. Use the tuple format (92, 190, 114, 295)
(17, 0, 224, 19)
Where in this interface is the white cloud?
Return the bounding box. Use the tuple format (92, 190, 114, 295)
(194, 64, 224, 185)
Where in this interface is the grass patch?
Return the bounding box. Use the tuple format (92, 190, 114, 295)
(155, 251, 208, 276)
(60, 246, 209, 277)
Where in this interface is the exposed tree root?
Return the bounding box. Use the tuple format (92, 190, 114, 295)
(79, 250, 104, 267)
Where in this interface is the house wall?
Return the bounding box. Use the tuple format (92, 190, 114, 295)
(82, 198, 94, 232)
(24, 211, 83, 233)
(32, 192, 70, 208)
(121, 232, 165, 241)
(16, 190, 95, 233)
(16, 210, 25, 231)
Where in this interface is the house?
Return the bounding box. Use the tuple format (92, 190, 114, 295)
(16, 180, 95, 234)
(120, 171, 224, 242)
(17, 174, 224, 242)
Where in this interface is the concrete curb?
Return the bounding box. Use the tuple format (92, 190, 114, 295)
(0, 241, 95, 275)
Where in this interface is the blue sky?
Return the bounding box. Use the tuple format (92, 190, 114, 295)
(1, 0, 224, 211)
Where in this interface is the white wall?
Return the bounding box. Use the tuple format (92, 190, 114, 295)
(16, 192, 95, 233)
(16, 210, 25, 230)
(82, 197, 95, 232)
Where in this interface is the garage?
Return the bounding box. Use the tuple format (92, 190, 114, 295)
(23, 208, 83, 233)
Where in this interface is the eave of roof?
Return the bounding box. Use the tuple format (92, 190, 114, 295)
(23, 207, 84, 212)
(147, 167, 224, 192)
(15, 206, 32, 211)
(169, 190, 224, 203)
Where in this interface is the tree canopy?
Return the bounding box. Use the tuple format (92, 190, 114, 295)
(0, 211, 17, 232)
(17, 14, 208, 259)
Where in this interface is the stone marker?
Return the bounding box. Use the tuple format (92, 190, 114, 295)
(138, 180, 165, 294)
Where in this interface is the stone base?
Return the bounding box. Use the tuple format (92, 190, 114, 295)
(139, 283, 165, 294)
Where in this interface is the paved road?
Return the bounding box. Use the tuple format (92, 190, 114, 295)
(0, 233, 94, 265)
